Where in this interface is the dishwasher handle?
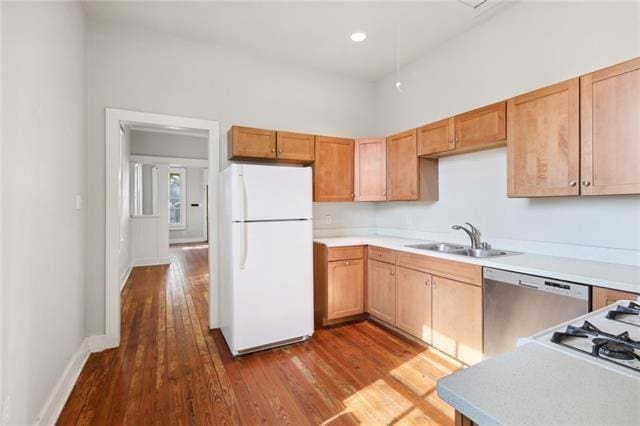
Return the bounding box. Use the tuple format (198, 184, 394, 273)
(518, 280, 539, 290)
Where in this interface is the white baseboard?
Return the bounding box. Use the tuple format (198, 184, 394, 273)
(169, 236, 207, 244)
(88, 334, 119, 353)
(34, 339, 90, 425)
(119, 263, 132, 292)
(131, 257, 171, 267)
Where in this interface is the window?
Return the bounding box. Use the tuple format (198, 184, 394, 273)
(169, 167, 187, 229)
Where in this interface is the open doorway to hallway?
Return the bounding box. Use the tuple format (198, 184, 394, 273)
(103, 109, 219, 352)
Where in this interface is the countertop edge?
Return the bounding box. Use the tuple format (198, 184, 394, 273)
(313, 236, 640, 294)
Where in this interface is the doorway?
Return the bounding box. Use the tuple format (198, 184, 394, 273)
(104, 109, 219, 350)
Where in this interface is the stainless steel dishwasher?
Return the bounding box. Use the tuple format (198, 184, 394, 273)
(483, 267, 590, 358)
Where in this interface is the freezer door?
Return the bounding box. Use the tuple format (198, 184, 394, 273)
(231, 220, 313, 352)
(230, 164, 312, 221)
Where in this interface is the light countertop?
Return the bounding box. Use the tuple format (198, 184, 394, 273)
(313, 235, 640, 294)
(436, 342, 640, 425)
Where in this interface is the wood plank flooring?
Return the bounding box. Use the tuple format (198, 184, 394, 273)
(58, 243, 459, 425)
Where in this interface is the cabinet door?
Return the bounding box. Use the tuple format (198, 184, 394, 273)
(276, 131, 315, 163)
(387, 129, 418, 200)
(432, 276, 483, 365)
(367, 259, 396, 324)
(417, 118, 454, 156)
(314, 136, 355, 202)
(581, 58, 640, 195)
(228, 126, 276, 160)
(454, 101, 506, 151)
(592, 286, 638, 310)
(327, 259, 364, 320)
(507, 79, 580, 197)
(396, 267, 432, 343)
(354, 138, 387, 201)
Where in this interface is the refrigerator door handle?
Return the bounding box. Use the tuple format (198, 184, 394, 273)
(239, 170, 248, 270)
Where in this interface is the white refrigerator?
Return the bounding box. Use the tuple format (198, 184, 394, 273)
(219, 164, 314, 355)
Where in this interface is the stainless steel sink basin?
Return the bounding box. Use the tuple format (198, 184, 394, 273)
(405, 243, 466, 253)
(405, 243, 519, 258)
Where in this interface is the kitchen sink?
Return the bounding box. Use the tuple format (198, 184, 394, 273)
(405, 243, 466, 253)
(404, 243, 519, 258)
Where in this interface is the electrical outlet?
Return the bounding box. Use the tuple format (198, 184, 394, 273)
(404, 214, 412, 226)
(2, 395, 10, 424)
(324, 215, 332, 225)
(75, 194, 83, 210)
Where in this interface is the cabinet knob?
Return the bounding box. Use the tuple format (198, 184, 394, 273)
(345, 261, 350, 265)
(411, 190, 416, 195)
(390, 271, 395, 276)
(278, 148, 283, 154)
(582, 180, 591, 187)
(271, 148, 276, 153)
(377, 252, 382, 256)
(425, 280, 430, 286)
(569, 181, 577, 187)
(455, 137, 460, 144)
(351, 194, 355, 198)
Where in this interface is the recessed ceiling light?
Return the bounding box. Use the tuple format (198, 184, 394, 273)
(350, 32, 367, 42)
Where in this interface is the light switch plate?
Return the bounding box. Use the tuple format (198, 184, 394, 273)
(75, 194, 83, 210)
(324, 215, 332, 225)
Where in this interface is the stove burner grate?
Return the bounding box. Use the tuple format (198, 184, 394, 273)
(606, 303, 640, 327)
(551, 324, 640, 373)
(593, 338, 640, 361)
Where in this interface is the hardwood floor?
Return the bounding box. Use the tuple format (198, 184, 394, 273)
(59, 243, 459, 425)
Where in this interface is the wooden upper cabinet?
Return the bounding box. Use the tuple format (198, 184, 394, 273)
(454, 101, 506, 152)
(354, 138, 387, 201)
(276, 131, 315, 163)
(314, 136, 355, 202)
(395, 266, 433, 343)
(432, 276, 483, 365)
(228, 126, 276, 160)
(507, 79, 580, 197)
(417, 118, 454, 156)
(387, 129, 438, 201)
(580, 58, 640, 196)
(367, 259, 396, 324)
(327, 259, 364, 320)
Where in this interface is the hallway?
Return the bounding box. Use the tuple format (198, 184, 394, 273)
(58, 243, 459, 425)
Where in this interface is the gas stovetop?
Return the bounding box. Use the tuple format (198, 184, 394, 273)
(530, 300, 640, 379)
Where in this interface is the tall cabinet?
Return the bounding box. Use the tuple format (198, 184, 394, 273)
(313, 136, 355, 201)
(580, 58, 640, 195)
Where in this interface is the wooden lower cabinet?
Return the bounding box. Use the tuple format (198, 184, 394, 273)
(592, 286, 639, 310)
(395, 266, 433, 343)
(327, 259, 364, 320)
(313, 243, 365, 326)
(432, 276, 483, 365)
(367, 259, 396, 324)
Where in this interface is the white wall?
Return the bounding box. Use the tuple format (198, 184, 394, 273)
(373, 1, 640, 263)
(86, 20, 376, 335)
(169, 166, 208, 243)
(2, 3, 86, 424)
(130, 129, 208, 159)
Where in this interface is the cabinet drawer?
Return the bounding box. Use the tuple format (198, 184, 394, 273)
(396, 251, 482, 287)
(367, 246, 395, 264)
(327, 245, 364, 261)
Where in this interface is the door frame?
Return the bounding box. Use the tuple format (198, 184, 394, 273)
(105, 108, 220, 349)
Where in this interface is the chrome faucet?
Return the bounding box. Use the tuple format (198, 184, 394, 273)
(452, 222, 483, 249)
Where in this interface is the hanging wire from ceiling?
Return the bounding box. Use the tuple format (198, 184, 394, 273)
(457, 0, 489, 9)
(395, 27, 402, 93)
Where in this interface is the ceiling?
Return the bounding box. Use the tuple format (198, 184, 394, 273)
(84, 1, 511, 81)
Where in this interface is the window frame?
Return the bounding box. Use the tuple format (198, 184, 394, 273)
(168, 167, 187, 230)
